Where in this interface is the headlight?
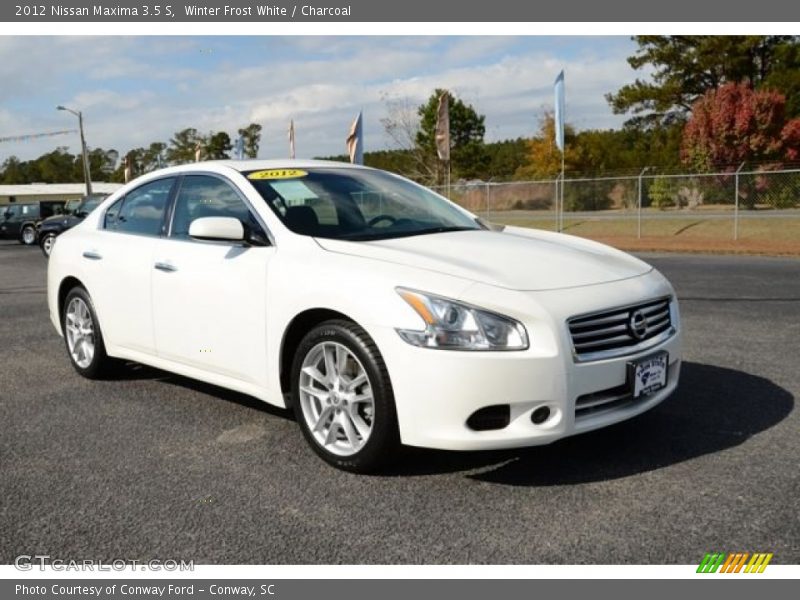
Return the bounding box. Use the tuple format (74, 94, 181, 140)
(396, 288, 529, 351)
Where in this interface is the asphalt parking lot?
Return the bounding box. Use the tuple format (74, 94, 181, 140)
(1, 241, 798, 564)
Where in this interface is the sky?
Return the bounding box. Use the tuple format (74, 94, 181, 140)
(0, 36, 645, 164)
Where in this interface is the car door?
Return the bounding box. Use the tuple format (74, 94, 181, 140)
(84, 177, 176, 355)
(151, 173, 274, 386)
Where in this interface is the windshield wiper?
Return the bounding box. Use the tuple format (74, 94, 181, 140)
(407, 226, 477, 236)
(338, 226, 477, 242)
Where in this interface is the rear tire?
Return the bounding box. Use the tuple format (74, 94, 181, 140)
(291, 319, 400, 473)
(61, 286, 116, 379)
(20, 224, 36, 245)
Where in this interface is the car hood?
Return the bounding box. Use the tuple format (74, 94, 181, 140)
(39, 214, 81, 227)
(314, 227, 652, 291)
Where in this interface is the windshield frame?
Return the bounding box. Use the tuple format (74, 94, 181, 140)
(243, 167, 481, 242)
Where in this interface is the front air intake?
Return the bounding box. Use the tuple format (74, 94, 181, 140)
(466, 405, 511, 431)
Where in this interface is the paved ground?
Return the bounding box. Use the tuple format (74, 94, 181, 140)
(1, 241, 798, 564)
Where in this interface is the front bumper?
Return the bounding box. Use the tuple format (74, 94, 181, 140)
(370, 270, 682, 451)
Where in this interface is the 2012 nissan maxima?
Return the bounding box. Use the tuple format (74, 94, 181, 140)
(47, 160, 681, 472)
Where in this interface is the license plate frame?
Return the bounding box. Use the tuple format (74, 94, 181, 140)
(627, 351, 669, 399)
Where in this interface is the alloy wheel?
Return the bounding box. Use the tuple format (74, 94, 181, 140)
(298, 341, 375, 456)
(42, 235, 55, 256)
(65, 297, 95, 369)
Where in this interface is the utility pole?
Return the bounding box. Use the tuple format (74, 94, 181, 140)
(57, 105, 93, 196)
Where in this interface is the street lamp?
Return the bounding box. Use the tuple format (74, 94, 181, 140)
(57, 105, 92, 196)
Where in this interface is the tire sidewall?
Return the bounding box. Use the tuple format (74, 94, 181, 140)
(41, 233, 56, 257)
(62, 286, 109, 378)
(291, 321, 398, 472)
(20, 225, 36, 245)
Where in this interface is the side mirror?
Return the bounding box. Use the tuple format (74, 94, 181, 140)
(188, 216, 244, 242)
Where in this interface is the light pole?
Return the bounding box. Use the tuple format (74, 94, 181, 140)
(57, 105, 92, 196)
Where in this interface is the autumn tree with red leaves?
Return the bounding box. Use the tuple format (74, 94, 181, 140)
(682, 82, 800, 171)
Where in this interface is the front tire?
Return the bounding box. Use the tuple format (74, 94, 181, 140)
(61, 286, 115, 379)
(40, 233, 56, 257)
(291, 320, 400, 473)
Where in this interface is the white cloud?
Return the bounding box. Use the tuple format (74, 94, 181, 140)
(0, 36, 640, 163)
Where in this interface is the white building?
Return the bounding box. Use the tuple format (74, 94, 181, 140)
(0, 182, 122, 205)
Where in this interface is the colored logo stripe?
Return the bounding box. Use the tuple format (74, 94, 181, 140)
(697, 552, 772, 573)
(697, 553, 726, 573)
(744, 553, 773, 573)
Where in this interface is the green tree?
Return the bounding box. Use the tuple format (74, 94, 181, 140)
(607, 36, 800, 127)
(515, 112, 577, 179)
(166, 128, 205, 164)
(88, 148, 119, 180)
(237, 123, 262, 158)
(141, 142, 167, 172)
(35, 147, 78, 183)
(416, 89, 488, 183)
(0, 156, 26, 184)
(485, 138, 530, 180)
(205, 131, 232, 160)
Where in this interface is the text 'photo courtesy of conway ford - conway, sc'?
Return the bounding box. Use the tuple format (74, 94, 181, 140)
(47, 160, 681, 472)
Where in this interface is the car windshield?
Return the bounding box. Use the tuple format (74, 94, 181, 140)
(76, 196, 103, 216)
(244, 167, 480, 241)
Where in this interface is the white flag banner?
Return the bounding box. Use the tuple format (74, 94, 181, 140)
(554, 70, 565, 152)
(346, 111, 364, 165)
(288, 120, 296, 159)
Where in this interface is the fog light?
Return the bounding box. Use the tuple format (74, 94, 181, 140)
(531, 406, 551, 425)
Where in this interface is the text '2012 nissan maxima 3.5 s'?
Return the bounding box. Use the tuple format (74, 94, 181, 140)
(47, 160, 681, 472)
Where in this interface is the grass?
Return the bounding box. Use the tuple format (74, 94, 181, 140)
(491, 215, 800, 256)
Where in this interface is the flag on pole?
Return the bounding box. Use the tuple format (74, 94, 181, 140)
(554, 70, 565, 152)
(434, 91, 450, 162)
(234, 135, 245, 160)
(123, 156, 132, 183)
(288, 120, 296, 159)
(346, 111, 364, 165)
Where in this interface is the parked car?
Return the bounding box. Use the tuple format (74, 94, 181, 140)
(0, 200, 65, 245)
(47, 160, 681, 472)
(37, 194, 107, 257)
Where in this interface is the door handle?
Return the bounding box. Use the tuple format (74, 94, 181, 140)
(154, 261, 177, 273)
(82, 251, 102, 260)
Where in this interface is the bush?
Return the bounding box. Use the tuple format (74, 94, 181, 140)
(648, 176, 677, 209)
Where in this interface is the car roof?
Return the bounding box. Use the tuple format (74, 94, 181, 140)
(202, 159, 366, 172)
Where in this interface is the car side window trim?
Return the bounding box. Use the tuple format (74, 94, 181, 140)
(165, 171, 275, 247)
(100, 175, 179, 238)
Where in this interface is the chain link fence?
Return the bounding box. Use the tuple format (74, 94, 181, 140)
(431, 168, 800, 248)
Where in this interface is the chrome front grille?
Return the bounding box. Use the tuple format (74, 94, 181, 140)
(568, 297, 673, 361)
(574, 382, 632, 419)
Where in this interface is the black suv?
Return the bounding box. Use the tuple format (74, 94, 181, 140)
(37, 194, 107, 257)
(1, 201, 66, 246)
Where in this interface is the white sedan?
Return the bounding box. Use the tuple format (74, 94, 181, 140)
(47, 160, 681, 472)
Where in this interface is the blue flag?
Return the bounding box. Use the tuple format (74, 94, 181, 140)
(234, 135, 245, 160)
(554, 70, 565, 152)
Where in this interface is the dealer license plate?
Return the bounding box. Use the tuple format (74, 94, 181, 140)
(629, 352, 668, 398)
